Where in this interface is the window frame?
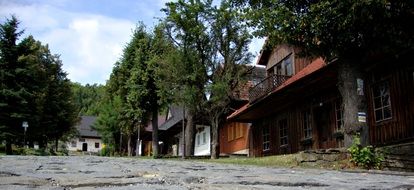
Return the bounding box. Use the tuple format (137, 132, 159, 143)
(202, 132, 206, 144)
(268, 53, 294, 77)
(372, 80, 392, 123)
(262, 126, 270, 151)
(302, 110, 312, 139)
(197, 133, 200, 146)
(95, 142, 100, 148)
(227, 124, 234, 142)
(279, 119, 288, 147)
(335, 100, 344, 131)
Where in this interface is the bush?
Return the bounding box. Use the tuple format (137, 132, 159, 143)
(99, 144, 115, 157)
(348, 134, 384, 169)
(13, 147, 50, 156)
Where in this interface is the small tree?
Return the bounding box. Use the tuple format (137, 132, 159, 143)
(162, 0, 212, 157)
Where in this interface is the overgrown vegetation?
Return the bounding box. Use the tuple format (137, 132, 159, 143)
(348, 134, 384, 169)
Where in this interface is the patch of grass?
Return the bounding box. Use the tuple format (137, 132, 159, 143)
(196, 154, 354, 171)
(200, 154, 299, 168)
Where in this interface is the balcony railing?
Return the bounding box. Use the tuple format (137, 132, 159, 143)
(249, 74, 291, 103)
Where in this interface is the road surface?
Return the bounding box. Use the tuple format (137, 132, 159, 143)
(0, 156, 413, 189)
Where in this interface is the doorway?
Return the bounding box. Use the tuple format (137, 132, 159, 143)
(314, 103, 332, 149)
(82, 143, 88, 151)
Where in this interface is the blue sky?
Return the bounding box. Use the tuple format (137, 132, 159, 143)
(0, 0, 264, 85)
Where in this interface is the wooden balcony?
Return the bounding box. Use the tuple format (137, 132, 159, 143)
(249, 74, 291, 103)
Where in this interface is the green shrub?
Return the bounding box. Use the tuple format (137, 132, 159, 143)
(99, 144, 115, 157)
(348, 134, 384, 169)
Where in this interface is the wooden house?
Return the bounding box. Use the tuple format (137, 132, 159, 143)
(139, 115, 166, 156)
(220, 66, 265, 156)
(228, 43, 414, 157)
(158, 106, 211, 156)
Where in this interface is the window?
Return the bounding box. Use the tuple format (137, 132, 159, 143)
(303, 110, 312, 139)
(268, 54, 294, 77)
(227, 124, 234, 141)
(284, 56, 293, 76)
(373, 81, 392, 122)
(335, 100, 344, 130)
(197, 134, 200, 146)
(202, 132, 206, 144)
(95, 142, 100, 148)
(79, 138, 85, 142)
(262, 126, 270, 151)
(235, 123, 244, 139)
(71, 141, 76, 147)
(228, 123, 244, 141)
(279, 119, 288, 147)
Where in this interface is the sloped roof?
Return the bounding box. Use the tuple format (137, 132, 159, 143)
(227, 58, 326, 120)
(159, 106, 184, 130)
(77, 116, 101, 138)
(145, 115, 167, 132)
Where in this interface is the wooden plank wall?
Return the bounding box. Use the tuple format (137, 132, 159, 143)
(249, 89, 342, 157)
(220, 122, 250, 155)
(368, 63, 414, 146)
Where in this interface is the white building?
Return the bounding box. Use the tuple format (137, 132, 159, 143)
(194, 125, 210, 156)
(67, 116, 103, 153)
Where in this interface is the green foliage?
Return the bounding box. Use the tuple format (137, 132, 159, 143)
(0, 16, 78, 152)
(162, 0, 252, 158)
(348, 135, 384, 169)
(99, 144, 115, 157)
(239, 0, 414, 59)
(71, 83, 105, 116)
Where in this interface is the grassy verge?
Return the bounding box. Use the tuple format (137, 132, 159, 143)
(196, 154, 354, 170)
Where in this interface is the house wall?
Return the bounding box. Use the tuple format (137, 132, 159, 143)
(367, 60, 414, 146)
(266, 45, 314, 76)
(67, 137, 102, 153)
(249, 87, 343, 157)
(194, 125, 210, 156)
(220, 122, 250, 155)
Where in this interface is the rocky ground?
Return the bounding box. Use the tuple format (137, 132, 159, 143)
(0, 155, 413, 190)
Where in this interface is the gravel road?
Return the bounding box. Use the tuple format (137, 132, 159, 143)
(0, 155, 413, 189)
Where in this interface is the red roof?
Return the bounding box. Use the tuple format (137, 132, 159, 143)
(227, 58, 326, 120)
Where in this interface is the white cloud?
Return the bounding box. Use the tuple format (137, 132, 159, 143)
(0, 1, 134, 85)
(249, 38, 265, 65)
(0, 0, 264, 84)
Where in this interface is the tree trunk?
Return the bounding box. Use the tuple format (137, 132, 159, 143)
(119, 133, 123, 155)
(338, 59, 368, 147)
(38, 137, 46, 149)
(152, 108, 159, 158)
(210, 116, 220, 159)
(136, 125, 141, 156)
(127, 134, 132, 156)
(55, 138, 58, 152)
(5, 140, 12, 155)
(185, 110, 194, 157)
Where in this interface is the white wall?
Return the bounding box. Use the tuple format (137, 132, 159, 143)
(67, 137, 103, 153)
(194, 125, 210, 156)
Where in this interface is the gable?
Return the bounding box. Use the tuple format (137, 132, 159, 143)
(267, 45, 293, 70)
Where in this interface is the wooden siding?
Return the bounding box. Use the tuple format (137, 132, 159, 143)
(267, 45, 292, 70)
(220, 122, 250, 155)
(367, 62, 414, 146)
(249, 87, 343, 157)
(265, 45, 314, 76)
(294, 56, 313, 74)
